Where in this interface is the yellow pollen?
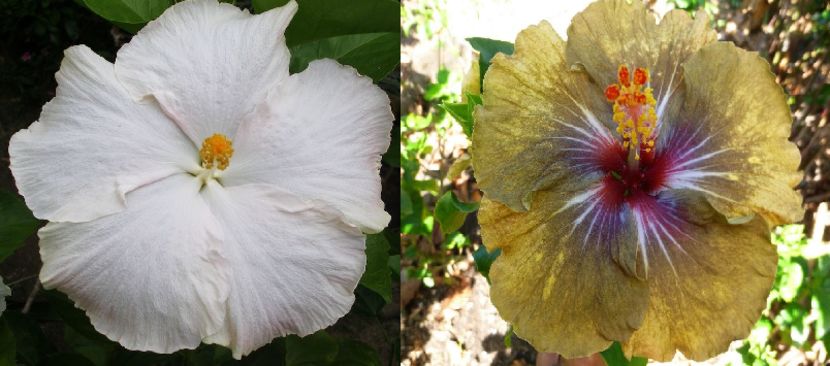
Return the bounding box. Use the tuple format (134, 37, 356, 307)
(604, 65, 657, 160)
(199, 133, 234, 170)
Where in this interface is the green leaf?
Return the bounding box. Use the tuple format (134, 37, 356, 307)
(353, 284, 386, 316)
(400, 190, 414, 217)
(503, 327, 513, 348)
(261, 0, 400, 81)
(442, 232, 470, 251)
(382, 122, 400, 168)
(434, 191, 479, 235)
(43, 290, 109, 343)
(777, 257, 805, 302)
(441, 103, 472, 137)
(5, 311, 53, 365)
(237, 339, 286, 366)
(285, 331, 338, 366)
(387, 254, 400, 274)
(472, 244, 501, 281)
(813, 256, 830, 339)
(332, 339, 381, 366)
(466, 37, 514, 88)
(281, 0, 398, 46)
(424, 69, 452, 101)
(109, 349, 170, 366)
(0, 318, 15, 366)
(252, 0, 291, 13)
(411, 179, 439, 194)
(0, 190, 40, 261)
(600, 342, 647, 366)
(441, 92, 482, 138)
(359, 234, 392, 303)
(38, 353, 96, 366)
(289, 32, 398, 81)
(79, 0, 172, 27)
(64, 327, 113, 366)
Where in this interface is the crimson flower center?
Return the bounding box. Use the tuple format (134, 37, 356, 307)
(598, 65, 668, 204)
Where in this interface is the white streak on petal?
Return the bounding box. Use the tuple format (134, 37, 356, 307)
(632, 209, 651, 276)
(552, 119, 600, 141)
(554, 186, 603, 215)
(569, 198, 600, 237)
(646, 215, 678, 278)
(38, 174, 228, 353)
(655, 62, 679, 126)
(570, 98, 614, 140)
(670, 148, 730, 171)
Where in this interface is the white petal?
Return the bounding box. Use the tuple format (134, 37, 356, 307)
(201, 181, 365, 359)
(9, 45, 196, 223)
(38, 174, 229, 353)
(222, 59, 393, 233)
(0, 276, 9, 315)
(114, 0, 297, 143)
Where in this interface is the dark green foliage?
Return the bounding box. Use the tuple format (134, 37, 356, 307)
(360, 234, 393, 303)
(0, 191, 40, 261)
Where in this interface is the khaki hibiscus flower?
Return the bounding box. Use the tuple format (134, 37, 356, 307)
(471, 0, 802, 361)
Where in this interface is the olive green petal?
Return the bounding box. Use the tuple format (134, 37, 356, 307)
(566, 0, 716, 107)
(472, 21, 610, 211)
(481, 193, 649, 358)
(678, 42, 802, 226)
(621, 192, 777, 361)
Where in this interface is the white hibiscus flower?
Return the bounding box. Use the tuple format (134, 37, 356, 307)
(8, 0, 392, 358)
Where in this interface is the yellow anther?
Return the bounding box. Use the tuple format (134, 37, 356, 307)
(605, 64, 657, 159)
(200, 133, 234, 170)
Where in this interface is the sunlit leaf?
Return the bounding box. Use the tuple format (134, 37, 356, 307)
(777, 257, 805, 302)
(424, 69, 452, 101)
(813, 256, 830, 339)
(466, 37, 514, 87)
(472, 244, 501, 281)
(600, 342, 647, 366)
(434, 191, 478, 235)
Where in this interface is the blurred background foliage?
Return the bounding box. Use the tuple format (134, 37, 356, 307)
(400, 0, 830, 365)
(0, 0, 400, 365)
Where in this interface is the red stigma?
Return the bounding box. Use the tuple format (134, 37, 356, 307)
(618, 65, 630, 87)
(633, 67, 648, 86)
(605, 84, 620, 101)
